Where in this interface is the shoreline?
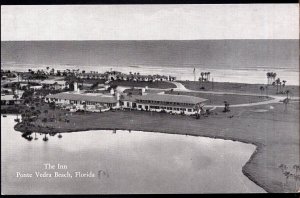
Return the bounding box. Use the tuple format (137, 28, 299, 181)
(13, 100, 299, 193)
(4, 75, 299, 193)
(13, 120, 267, 192)
(2, 63, 299, 85)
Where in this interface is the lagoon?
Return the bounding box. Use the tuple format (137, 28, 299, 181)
(1, 115, 265, 194)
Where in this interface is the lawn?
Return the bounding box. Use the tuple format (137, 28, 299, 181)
(14, 100, 300, 193)
(179, 81, 299, 97)
(109, 80, 176, 89)
(165, 90, 272, 105)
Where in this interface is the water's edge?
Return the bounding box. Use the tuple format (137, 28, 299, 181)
(13, 125, 267, 193)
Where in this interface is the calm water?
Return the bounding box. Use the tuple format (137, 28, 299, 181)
(1, 115, 265, 194)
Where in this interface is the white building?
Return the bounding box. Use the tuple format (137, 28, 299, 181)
(45, 92, 119, 112)
(41, 80, 68, 90)
(120, 93, 207, 115)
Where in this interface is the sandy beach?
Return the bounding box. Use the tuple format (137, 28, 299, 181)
(2, 63, 299, 85)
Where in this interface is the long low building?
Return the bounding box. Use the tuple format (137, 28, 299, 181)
(45, 92, 119, 111)
(45, 90, 207, 115)
(120, 93, 207, 115)
(1, 94, 23, 105)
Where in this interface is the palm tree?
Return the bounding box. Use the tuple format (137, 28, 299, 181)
(285, 90, 291, 99)
(275, 78, 281, 94)
(282, 80, 286, 92)
(259, 86, 265, 97)
(273, 73, 277, 83)
(282, 80, 286, 87)
(269, 72, 277, 85)
(266, 72, 270, 85)
(279, 81, 282, 93)
(200, 72, 204, 82)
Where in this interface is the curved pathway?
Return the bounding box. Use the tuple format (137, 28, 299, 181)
(108, 82, 298, 109)
(169, 81, 299, 108)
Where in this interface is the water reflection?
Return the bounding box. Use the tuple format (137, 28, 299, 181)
(42, 134, 49, 141)
(34, 133, 38, 140)
(21, 131, 33, 141)
(2, 115, 266, 194)
(20, 131, 63, 142)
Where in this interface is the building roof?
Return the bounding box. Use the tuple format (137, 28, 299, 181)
(135, 94, 207, 104)
(78, 73, 105, 77)
(41, 80, 66, 85)
(1, 94, 23, 101)
(46, 92, 118, 103)
(120, 94, 139, 102)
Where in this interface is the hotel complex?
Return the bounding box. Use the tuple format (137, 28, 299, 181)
(121, 94, 206, 115)
(45, 84, 207, 115)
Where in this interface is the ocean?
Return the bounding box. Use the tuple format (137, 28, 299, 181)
(1, 40, 299, 85)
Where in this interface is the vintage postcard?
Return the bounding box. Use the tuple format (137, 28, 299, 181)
(1, 4, 299, 194)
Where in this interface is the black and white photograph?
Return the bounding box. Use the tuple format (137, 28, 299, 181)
(1, 4, 299, 194)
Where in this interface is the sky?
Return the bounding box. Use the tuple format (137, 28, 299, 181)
(1, 4, 299, 41)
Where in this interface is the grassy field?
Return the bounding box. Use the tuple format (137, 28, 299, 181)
(1, 105, 28, 114)
(179, 81, 299, 97)
(15, 100, 300, 193)
(165, 90, 272, 105)
(109, 80, 176, 89)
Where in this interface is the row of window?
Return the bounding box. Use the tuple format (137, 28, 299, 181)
(120, 101, 194, 112)
(139, 105, 193, 112)
(137, 100, 193, 106)
(49, 98, 116, 106)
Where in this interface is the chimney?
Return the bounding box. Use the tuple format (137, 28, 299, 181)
(142, 88, 146, 95)
(110, 88, 115, 95)
(116, 92, 120, 100)
(74, 82, 78, 92)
